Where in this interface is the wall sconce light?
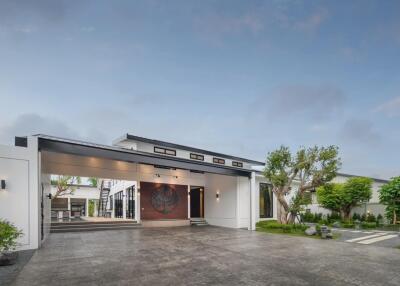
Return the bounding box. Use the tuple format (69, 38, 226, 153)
(156, 174, 161, 178)
(174, 176, 178, 179)
(1, 180, 6, 190)
(216, 192, 220, 200)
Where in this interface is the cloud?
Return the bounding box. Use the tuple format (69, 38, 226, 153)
(265, 84, 345, 120)
(293, 8, 328, 33)
(0, 114, 80, 145)
(339, 118, 380, 145)
(193, 11, 264, 44)
(81, 26, 95, 33)
(0, 113, 110, 145)
(375, 96, 400, 117)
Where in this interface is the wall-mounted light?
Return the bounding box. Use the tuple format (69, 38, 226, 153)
(174, 176, 178, 179)
(1, 180, 6, 190)
(156, 174, 161, 178)
(216, 192, 220, 200)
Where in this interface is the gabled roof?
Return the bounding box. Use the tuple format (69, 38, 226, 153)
(115, 133, 265, 166)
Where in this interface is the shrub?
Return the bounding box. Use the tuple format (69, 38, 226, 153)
(88, 200, 95, 217)
(366, 213, 376, 222)
(318, 219, 329, 226)
(342, 223, 355, 228)
(0, 219, 23, 252)
(256, 220, 307, 233)
(301, 212, 323, 223)
(361, 222, 377, 229)
(328, 212, 341, 223)
(352, 213, 361, 221)
(360, 214, 367, 222)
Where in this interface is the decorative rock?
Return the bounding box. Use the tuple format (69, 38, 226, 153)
(305, 226, 317, 236)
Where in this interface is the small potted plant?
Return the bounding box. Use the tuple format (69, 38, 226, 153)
(0, 219, 23, 266)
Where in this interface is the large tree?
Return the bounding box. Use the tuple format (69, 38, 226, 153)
(379, 176, 400, 224)
(340, 177, 373, 219)
(317, 177, 372, 219)
(51, 175, 81, 199)
(264, 145, 341, 224)
(316, 183, 343, 214)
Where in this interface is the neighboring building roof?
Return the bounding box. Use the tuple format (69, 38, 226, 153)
(115, 133, 265, 166)
(34, 134, 253, 177)
(336, 172, 389, 184)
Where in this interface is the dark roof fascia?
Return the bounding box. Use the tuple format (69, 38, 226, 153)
(122, 134, 265, 166)
(37, 135, 252, 178)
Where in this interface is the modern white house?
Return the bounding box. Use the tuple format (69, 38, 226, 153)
(0, 133, 389, 250)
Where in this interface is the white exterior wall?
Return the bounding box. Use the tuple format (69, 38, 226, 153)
(0, 137, 40, 251)
(204, 173, 241, 228)
(115, 140, 253, 170)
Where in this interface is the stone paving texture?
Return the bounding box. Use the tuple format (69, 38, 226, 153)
(11, 226, 400, 286)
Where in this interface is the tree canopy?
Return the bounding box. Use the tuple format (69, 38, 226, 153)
(379, 176, 400, 224)
(317, 177, 373, 219)
(316, 183, 343, 213)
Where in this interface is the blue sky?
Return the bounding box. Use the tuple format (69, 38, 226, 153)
(0, 0, 399, 179)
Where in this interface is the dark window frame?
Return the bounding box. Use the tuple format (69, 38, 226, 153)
(154, 146, 176, 156)
(213, 157, 225, 165)
(232, 161, 243, 168)
(190, 153, 204, 161)
(259, 183, 273, 218)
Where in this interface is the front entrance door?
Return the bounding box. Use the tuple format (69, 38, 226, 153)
(190, 186, 204, 218)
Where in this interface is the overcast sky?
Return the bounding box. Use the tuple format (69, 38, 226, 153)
(0, 0, 399, 179)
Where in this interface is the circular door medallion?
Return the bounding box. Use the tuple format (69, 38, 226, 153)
(151, 184, 179, 214)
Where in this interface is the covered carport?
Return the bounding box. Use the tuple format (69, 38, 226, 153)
(36, 135, 257, 245)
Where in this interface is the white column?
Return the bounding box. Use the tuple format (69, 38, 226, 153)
(250, 172, 256, 230)
(236, 177, 241, 228)
(136, 183, 141, 223)
(123, 189, 127, 219)
(187, 185, 191, 219)
(111, 194, 115, 218)
(67, 197, 71, 218)
(85, 198, 89, 217)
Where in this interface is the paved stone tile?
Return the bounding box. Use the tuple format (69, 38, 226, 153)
(10, 226, 400, 286)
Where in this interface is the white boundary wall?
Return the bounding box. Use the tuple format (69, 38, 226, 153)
(0, 137, 40, 250)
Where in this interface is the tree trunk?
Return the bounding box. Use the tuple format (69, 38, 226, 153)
(276, 193, 289, 224)
(343, 208, 351, 220)
(393, 209, 397, 225)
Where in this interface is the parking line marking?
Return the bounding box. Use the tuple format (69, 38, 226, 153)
(346, 233, 386, 243)
(357, 234, 398, 245)
(350, 230, 362, 233)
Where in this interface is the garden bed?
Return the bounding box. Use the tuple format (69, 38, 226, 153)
(256, 220, 340, 239)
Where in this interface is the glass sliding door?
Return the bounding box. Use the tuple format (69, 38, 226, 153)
(114, 191, 123, 218)
(260, 183, 273, 218)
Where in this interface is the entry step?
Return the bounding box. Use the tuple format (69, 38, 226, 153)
(50, 220, 141, 233)
(190, 218, 208, 226)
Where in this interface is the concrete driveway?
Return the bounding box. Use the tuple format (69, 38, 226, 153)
(11, 226, 400, 286)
